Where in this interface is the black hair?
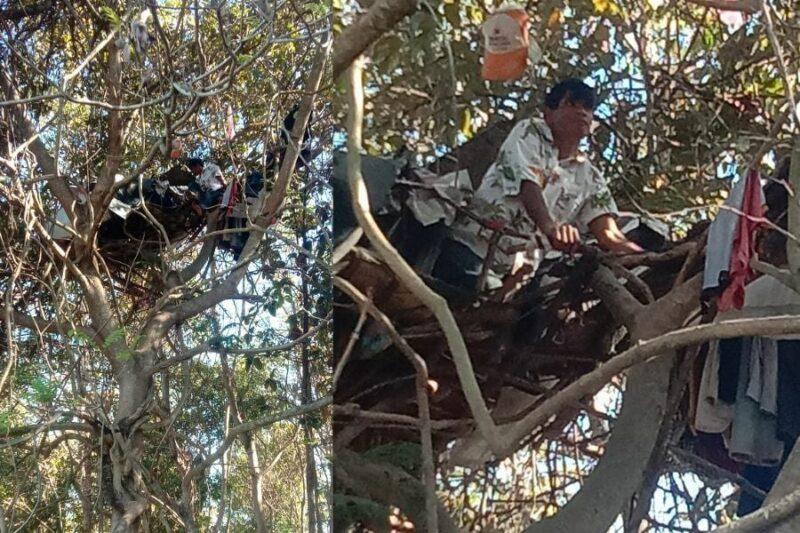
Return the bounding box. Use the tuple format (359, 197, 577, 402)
(544, 78, 597, 110)
(186, 157, 204, 168)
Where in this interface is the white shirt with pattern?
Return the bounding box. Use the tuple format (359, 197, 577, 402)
(450, 117, 618, 276)
(197, 163, 226, 191)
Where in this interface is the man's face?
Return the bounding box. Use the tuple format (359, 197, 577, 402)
(544, 94, 594, 140)
(189, 163, 203, 176)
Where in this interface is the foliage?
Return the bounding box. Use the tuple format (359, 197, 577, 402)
(0, 0, 331, 530)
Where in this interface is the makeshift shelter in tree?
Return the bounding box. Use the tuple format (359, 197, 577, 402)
(332, 0, 800, 531)
(0, 2, 332, 531)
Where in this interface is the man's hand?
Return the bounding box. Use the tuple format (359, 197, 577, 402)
(588, 214, 644, 255)
(519, 181, 581, 253)
(544, 222, 581, 252)
(605, 239, 644, 255)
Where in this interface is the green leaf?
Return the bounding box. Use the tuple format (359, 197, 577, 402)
(29, 377, 57, 404)
(103, 328, 126, 348)
(307, 2, 327, 17)
(99, 6, 120, 26)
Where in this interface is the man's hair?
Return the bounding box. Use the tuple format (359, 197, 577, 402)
(186, 157, 204, 168)
(544, 78, 597, 110)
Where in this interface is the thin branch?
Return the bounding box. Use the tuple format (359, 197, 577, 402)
(148, 319, 330, 375)
(344, 56, 504, 453)
(335, 277, 438, 531)
(184, 395, 331, 484)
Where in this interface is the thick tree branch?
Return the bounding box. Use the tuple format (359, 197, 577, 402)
(345, 57, 505, 453)
(715, 484, 800, 532)
(2, 310, 96, 339)
(332, 0, 418, 79)
(0, 70, 76, 214)
(590, 264, 645, 327)
(336, 449, 461, 533)
(684, 0, 759, 13)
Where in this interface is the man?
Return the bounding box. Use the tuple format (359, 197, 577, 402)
(186, 158, 226, 210)
(434, 78, 642, 290)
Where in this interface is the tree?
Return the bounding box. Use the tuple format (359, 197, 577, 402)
(333, 0, 800, 531)
(0, 1, 331, 531)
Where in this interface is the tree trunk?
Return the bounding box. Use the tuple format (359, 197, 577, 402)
(243, 432, 269, 532)
(109, 361, 153, 532)
(525, 274, 702, 533)
(300, 180, 322, 533)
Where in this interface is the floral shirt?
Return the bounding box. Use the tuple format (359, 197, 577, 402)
(450, 118, 618, 276)
(197, 163, 226, 191)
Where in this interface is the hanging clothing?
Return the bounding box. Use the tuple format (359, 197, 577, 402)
(694, 336, 783, 466)
(719, 168, 765, 311)
(720, 274, 800, 336)
(704, 176, 746, 292)
(708, 274, 800, 432)
(694, 339, 735, 434)
(776, 340, 800, 443)
(717, 337, 743, 404)
(197, 163, 226, 192)
(735, 340, 800, 516)
(725, 337, 784, 466)
(703, 171, 752, 292)
(737, 462, 783, 517)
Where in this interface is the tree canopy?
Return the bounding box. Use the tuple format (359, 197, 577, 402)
(0, 1, 331, 531)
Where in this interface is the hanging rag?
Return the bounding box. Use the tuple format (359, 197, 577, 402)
(694, 339, 735, 434)
(718, 168, 765, 311)
(725, 337, 784, 466)
(704, 168, 766, 299)
(703, 172, 749, 292)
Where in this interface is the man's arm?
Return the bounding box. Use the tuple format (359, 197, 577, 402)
(588, 214, 644, 254)
(520, 180, 580, 251)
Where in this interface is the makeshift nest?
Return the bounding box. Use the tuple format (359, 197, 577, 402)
(97, 195, 206, 266)
(332, 152, 713, 454)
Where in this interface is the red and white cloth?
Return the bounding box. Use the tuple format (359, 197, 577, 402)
(718, 168, 765, 312)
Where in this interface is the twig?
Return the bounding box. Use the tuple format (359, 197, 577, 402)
(332, 0, 419, 79)
(332, 301, 369, 390)
(335, 277, 438, 531)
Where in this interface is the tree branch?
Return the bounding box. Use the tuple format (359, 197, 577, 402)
(336, 449, 461, 533)
(332, 0, 419, 79)
(344, 57, 505, 453)
(683, 0, 759, 13)
(184, 396, 331, 484)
